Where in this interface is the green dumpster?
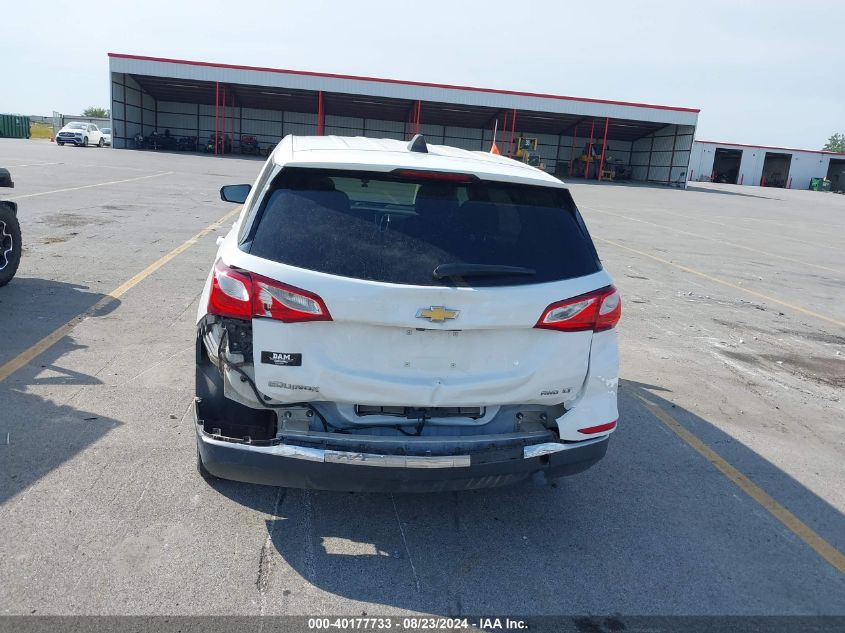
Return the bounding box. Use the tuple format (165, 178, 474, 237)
(0, 114, 32, 139)
(809, 177, 831, 192)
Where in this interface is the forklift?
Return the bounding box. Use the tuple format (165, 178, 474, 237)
(513, 137, 546, 170)
(572, 143, 631, 180)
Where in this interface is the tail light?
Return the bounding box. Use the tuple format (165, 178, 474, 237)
(251, 273, 331, 323)
(535, 285, 621, 333)
(208, 261, 332, 323)
(208, 260, 252, 319)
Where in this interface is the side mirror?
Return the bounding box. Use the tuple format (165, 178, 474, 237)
(220, 184, 251, 204)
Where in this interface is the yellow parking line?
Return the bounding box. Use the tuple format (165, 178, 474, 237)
(595, 237, 845, 329)
(632, 391, 845, 574)
(590, 209, 840, 275)
(2, 172, 173, 199)
(0, 206, 241, 383)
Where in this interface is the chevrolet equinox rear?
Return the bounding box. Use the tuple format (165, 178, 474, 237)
(195, 134, 620, 492)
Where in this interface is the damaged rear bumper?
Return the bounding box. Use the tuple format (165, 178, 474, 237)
(195, 403, 609, 492)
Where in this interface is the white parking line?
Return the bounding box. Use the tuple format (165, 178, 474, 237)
(643, 206, 841, 252)
(590, 208, 841, 274)
(1, 172, 173, 199)
(4, 162, 62, 168)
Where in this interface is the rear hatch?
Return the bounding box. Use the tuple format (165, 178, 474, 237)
(237, 167, 609, 408)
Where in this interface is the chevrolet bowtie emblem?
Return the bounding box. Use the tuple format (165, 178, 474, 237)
(416, 306, 459, 322)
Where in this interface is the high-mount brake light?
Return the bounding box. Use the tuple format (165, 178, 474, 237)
(391, 169, 476, 183)
(535, 286, 621, 332)
(207, 261, 332, 323)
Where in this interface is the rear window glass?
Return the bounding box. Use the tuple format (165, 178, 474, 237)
(245, 168, 601, 287)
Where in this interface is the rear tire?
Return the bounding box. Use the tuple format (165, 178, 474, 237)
(0, 204, 22, 287)
(97, 138, 104, 147)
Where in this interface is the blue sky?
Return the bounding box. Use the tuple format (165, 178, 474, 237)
(3, 0, 841, 149)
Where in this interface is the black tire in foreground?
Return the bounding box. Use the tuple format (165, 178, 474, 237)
(0, 203, 22, 287)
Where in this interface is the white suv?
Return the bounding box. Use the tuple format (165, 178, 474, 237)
(56, 122, 105, 147)
(195, 134, 620, 492)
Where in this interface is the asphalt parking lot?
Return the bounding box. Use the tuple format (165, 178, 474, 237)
(0, 139, 843, 619)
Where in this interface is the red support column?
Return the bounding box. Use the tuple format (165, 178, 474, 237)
(570, 125, 578, 176)
(406, 101, 421, 139)
(229, 89, 234, 151)
(508, 108, 517, 157)
(584, 120, 595, 179)
(317, 91, 325, 136)
(214, 81, 219, 156)
(597, 117, 609, 181)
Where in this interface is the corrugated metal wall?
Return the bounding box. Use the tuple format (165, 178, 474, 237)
(112, 73, 145, 146)
(631, 124, 694, 185)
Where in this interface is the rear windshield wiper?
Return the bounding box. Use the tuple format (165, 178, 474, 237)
(432, 263, 536, 280)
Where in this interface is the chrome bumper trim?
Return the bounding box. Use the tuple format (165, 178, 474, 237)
(200, 432, 602, 469)
(199, 434, 471, 468)
(325, 451, 471, 468)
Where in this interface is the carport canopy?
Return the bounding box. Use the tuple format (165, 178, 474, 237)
(129, 72, 674, 144)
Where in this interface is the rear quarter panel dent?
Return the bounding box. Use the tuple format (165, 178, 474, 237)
(555, 329, 619, 441)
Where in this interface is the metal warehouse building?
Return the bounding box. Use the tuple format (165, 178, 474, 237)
(690, 140, 845, 191)
(108, 53, 699, 186)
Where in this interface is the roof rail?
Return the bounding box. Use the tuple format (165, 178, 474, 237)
(407, 134, 428, 154)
